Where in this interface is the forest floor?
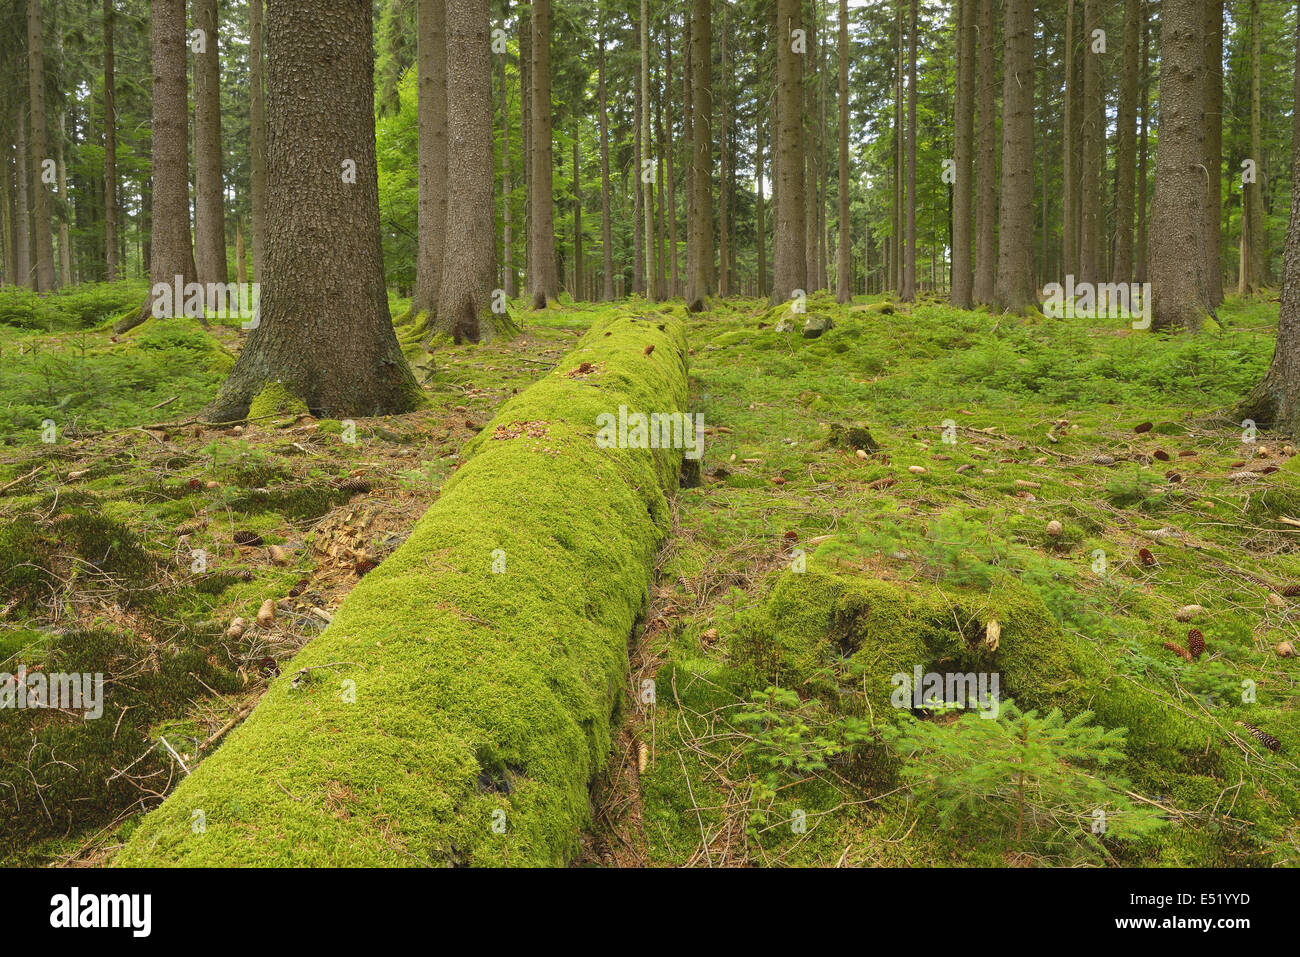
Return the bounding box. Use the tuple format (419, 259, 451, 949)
(2, 286, 1299, 866)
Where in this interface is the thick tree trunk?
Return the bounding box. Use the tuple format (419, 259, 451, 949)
(598, 21, 614, 301)
(55, 111, 71, 285)
(1149, 0, 1207, 331)
(756, 112, 767, 300)
(1238, 4, 1300, 432)
(414, 0, 447, 317)
(14, 103, 30, 288)
(104, 0, 118, 282)
(901, 0, 917, 301)
(573, 129, 584, 301)
(119, 0, 196, 333)
(194, 0, 226, 285)
(528, 0, 557, 307)
(950, 0, 975, 307)
(633, 65, 644, 296)
(250, 0, 266, 281)
(665, 29, 678, 298)
(1244, 0, 1266, 290)
(1136, 4, 1149, 282)
(1202, 0, 1223, 305)
(1063, 0, 1075, 281)
(27, 0, 55, 292)
(685, 0, 712, 310)
(770, 0, 804, 304)
(519, 9, 531, 281)
(436, 0, 495, 342)
(836, 0, 850, 304)
(1113, 0, 1140, 284)
(719, 10, 730, 297)
(804, 11, 818, 290)
(206, 0, 420, 419)
(972, 0, 996, 304)
(640, 0, 657, 301)
(992, 0, 1035, 313)
(500, 49, 514, 298)
(1079, 0, 1102, 285)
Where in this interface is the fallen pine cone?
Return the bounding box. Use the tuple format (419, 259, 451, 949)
(1282, 584, 1300, 597)
(1163, 641, 1194, 663)
(1174, 604, 1204, 622)
(783, 530, 798, 542)
(1275, 639, 1295, 658)
(288, 578, 311, 598)
(1236, 721, 1281, 753)
(868, 476, 897, 490)
(1187, 628, 1205, 660)
(1154, 449, 1170, 461)
(257, 598, 276, 627)
(643, 344, 655, 356)
(1134, 422, 1153, 434)
(1046, 520, 1063, 538)
(233, 530, 264, 547)
(1138, 547, 1156, 566)
(331, 477, 372, 495)
(354, 558, 378, 577)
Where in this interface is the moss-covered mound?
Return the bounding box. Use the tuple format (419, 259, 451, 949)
(115, 312, 691, 866)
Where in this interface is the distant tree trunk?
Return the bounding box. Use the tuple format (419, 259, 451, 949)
(519, 8, 531, 280)
(1, 124, 14, 285)
(235, 222, 247, 284)
(55, 111, 71, 285)
(633, 60, 644, 296)
(104, 0, 118, 282)
(573, 129, 583, 301)
(119, 0, 196, 332)
(1063, 0, 1076, 280)
(1136, 4, 1149, 282)
(719, 9, 731, 297)
(207, 0, 420, 419)
(992, 0, 1035, 313)
(665, 28, 679, 298)
(1149, 0, 1208, 331)
(972, 0, 996, 304)
(436, 0, 495, 341)
(655, 79, 666, 299)
(1202, 0, 1223, 305)
(901, 0, 917, 301)
(805, 11, 818, 290)
(836, 0, 850, 304)
(528, 0, 557, 307)
(683, 12, 693, 294)
(27, 0, 55, 291)
(685, 0, 713, 310)
(193, 0, 227, 286)
(950, 0, 975, 307)
(1113, 0, 1139, 284)
(249, 0, 266, 281)
(14, 103, 30, 288)
(414, 0, 447, 317)
(598, 20, 614, 301)
(771, 0, 805, 304)
(892, 1, 901, 292)
(1238, 4, 1300, 432)
(500, 49, 514, 297)
(756, 111, 767, 300)
(640, 0, 657, 301)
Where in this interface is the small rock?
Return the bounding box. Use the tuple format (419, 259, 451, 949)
(855, 449, 868, 459)
(801, 315, 834, 339)
(908, 465, 927, 474)
(1174, 604, 1204, 622)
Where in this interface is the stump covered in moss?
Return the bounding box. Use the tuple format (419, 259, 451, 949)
(116, 313, 691, 866)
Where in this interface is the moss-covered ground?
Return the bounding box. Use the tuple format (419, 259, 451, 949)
(3, 282, 1298, 867)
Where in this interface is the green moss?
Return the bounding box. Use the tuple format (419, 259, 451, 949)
(115, 311, 691, 867)
(248, 381, 310, 420)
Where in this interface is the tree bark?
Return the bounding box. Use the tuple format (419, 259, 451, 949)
(951, 0, 975, 307)
(1063, 0, 1075, 281)
(972, 0, 996, 304)
(104, 0, 118, 282)
(1202, 0, 1223, 305)
(1113, 0, 1140, 284)
(436, 0, 496, 342)
(835, 0, 850, 304)
(1243, 0, 1266, 290)
(1079, 0, 1102, 285)
(685, 0, 712, 310)
(640, 0, 658, 300)
(414, 0, 447, 317)
(1136, 3, 1149, 282)
(665, 27, 679, 298)
(14, 102, 30, 288)
(193, 0, 227, 286)
(27, 0, 55, 291)
(901, 0, 917, 301)
(770, 0, 805, 304)
(500, 47, 514, 297)
(1149, 0, 1207, 331)
(250, 0, 267, 281)
(598, 19, 614, 301)
(207, 0, 420, 419)
(992, 0, 1035, 313)
(55, 110, 71, 285)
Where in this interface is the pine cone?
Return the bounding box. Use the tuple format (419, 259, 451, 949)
(331, 477, 372, 495)
(1138, 547, 1156, 566)
(868, 476, 897, 490)
(1187, 629, 1205, 660)
(1281, 583, 1300, 597)
(1163, 641, 1194, 663)
(1237, 722, 1281, 753)
(233, 530, 264, 547)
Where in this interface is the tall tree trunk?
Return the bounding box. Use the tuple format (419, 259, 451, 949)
(1136, 3, 1149, 282)
(951, 0, 975, 307)
(665, 26, 678, 298)
(1113, 0, 1139, 284)
(757, 109, 767, 300)
(104, 0, 118, 282)
(414, 0, 447, 317)
(770, 0, 805, 304)
(901, 0, 917, 301)
(194, 0, 226, 285)
(633, 57, 644, 296)
(27, 0, 55, 291)
(250, 0, 267, 281)
(598, 19, 614, 301)
(640, 0, 657, 300)
(836, 0, 850, 304)
(685, 0, 712, 310)
(55, 110, 71, 285)
(120, 0, 196, 332)
(1063, 0, 1076, 281)
(992, 0, 1035, 313)
(1202, 0, 1223, 305)
(972, 0, 996, 303)
(1244, 0, 1266, 290)
(528, 0, 557, 306)
(720, 8, 731, 297)
(1238, 3, 1300, 431)
(519, 8, 531, 281)
(1079, 0, 1102, 285)
(1149, 0, 1207, 331)
(437, 0, 495, 341)
(207, 0, 420, 418)
(573, 128, 584, 301)
(14, 103, 30, 288)
(500, 47, 514, 297)
(1, 124, 14, 285)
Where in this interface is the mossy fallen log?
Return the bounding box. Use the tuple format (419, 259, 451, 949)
(116, 312, 690, 866)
